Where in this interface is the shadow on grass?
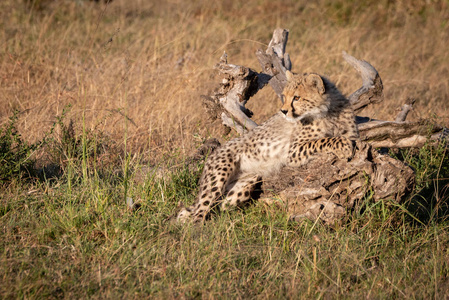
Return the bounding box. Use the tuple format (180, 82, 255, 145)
(391, 142, 449, 225)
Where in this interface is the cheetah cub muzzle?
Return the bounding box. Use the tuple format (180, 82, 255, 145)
(176, 71, 359, 223)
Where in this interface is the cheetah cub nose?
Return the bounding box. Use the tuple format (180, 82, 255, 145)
(281, 109, 288, 115)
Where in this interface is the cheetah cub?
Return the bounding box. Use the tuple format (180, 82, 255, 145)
(176, 71, 359, 223)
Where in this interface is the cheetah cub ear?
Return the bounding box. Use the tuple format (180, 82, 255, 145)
(304, 73, 325, 95)
(285, 70, 295, 82)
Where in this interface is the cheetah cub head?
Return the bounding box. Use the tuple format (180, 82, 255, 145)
(281, 71, 336, 122)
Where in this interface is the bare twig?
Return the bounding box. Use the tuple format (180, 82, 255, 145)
(395, 98, 416, 122)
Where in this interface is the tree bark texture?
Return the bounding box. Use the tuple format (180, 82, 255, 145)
(260, 141, 415, 224)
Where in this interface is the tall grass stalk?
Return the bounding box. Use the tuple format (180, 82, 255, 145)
(81, 83, 88, 186)
(122, 89, 130, 207)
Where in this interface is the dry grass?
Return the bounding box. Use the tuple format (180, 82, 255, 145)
(1, 0, 449, 160)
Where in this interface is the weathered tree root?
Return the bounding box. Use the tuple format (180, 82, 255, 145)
(260, 141, 415, 224)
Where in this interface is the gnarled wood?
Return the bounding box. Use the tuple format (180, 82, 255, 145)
(261, 141, 415, 224)
(342, 51, 384, 113)
(255, 28, 291, 101)
(202, 52, 262, 135)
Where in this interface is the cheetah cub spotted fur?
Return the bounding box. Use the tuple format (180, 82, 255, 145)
(176, 71, 359, 223)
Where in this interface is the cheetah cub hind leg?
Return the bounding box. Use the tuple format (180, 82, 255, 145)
(221, 174, 261, 211)
(175, 174, 261, 224)
(175, 203, 194, 224)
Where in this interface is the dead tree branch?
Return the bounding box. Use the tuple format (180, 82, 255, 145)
(358, 119, 446, 148)
(255, 28, 291, 101)
(342, 51, 384, 113)
(202, 53, 263, 135)
(395, 98, 416, 122)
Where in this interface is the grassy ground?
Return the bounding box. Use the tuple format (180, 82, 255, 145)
(1, 0, 449, 298)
